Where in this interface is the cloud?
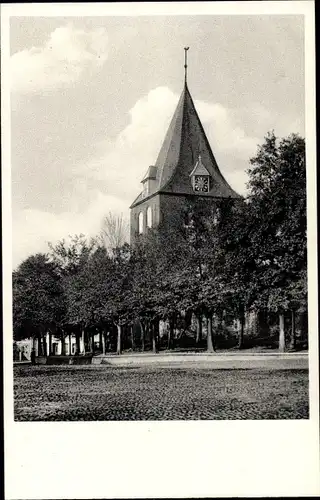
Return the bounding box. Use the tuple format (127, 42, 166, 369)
(12, 192, 128, 269)
(11, 23, 108, 94)
(197, 101, 260, 158)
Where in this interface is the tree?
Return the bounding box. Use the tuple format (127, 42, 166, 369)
(217, 199, 259, 348)
(62, 245, 112, 353)
(130, 234, 162, 352)
(48, 234, 97, 276)
(102, 244, 132, 354)
(13, 254, 65, 355)
(156, 198, 234, 352)
(48, 234, 97, 353)
(247, 131, 306, 350)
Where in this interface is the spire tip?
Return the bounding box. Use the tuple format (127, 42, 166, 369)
(184, 47, 189, 83)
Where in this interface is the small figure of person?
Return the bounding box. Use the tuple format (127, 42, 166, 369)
(31, 348, 36, 365)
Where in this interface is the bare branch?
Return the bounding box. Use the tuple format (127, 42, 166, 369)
(99, 212, 129, 254)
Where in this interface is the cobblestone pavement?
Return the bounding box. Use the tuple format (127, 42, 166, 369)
(14, 365, 309, 421)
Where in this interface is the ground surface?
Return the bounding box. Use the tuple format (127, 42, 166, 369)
(14, 364, 309, 421)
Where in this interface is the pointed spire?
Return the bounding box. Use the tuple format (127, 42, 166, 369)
(130, 66, 241, 209)
(184, 47, 189, 84)
(152, 84, 241, 199)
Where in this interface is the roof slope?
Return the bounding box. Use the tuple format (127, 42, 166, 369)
(131, 83, 240, 207)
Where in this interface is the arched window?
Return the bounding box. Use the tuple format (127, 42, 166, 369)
(146, 206, 152, 228)
(138, 212, 144, 234)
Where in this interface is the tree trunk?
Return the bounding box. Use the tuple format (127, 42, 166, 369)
(207, 313, 215, 353)
(289, 310, 296, 350)
(221, 310, 226, 329)
(155, 318, 160, 351)
(92, 333, 95, 355)
(152, 320, 158, 353)
(238, 311, 245, 349)
(102, 331, 106, 354)
(82, 329, 85, 354)
(60, 331, 65, 355)
(31, 337, 36, 363)
(139, 321, 145, 352)
(152, 329, 157, 353)
(99, 331, 103, 353)
(76, 331, 80, 354)
(116, 324, 122, 355)
(48, 331, 52, 356)
(130, 325, 135, 351)
(43, 333, 48, 357)
(184, 309, 193, 330)
(168, 316, 174, 350)
(37, 333, 42, 356)
(279, 313, 285, 352)
(69, 333, 72, 355)
(196, 312, 202, 344)
(253, 310, 259, 337)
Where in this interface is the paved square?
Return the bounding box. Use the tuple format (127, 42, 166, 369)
(14, 364, 309, 420)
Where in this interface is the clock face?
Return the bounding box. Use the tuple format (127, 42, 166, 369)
(194, 175, 209, 192)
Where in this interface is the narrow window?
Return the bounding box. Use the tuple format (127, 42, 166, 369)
(146, 206, 152, 228)
(138, 212, 144, 234)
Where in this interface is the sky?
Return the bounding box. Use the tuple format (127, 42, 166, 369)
(10, 14, 305, 268)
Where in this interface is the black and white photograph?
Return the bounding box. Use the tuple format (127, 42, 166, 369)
(2, 1, 319, 499)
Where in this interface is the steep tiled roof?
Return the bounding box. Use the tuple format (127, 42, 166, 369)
(131, 82, 240, 208)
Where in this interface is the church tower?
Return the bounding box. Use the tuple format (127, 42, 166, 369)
(130, 48, 240, 243)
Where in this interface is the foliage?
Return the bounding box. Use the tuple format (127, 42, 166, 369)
(247, 131, 306, 312)
(13, 253, 65, 340)
(48, 234, 97, 277)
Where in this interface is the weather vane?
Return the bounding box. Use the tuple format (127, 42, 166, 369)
(184, 47, 189, 83)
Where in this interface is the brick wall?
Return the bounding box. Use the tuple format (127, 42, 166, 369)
(130, 192, 218, 244)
